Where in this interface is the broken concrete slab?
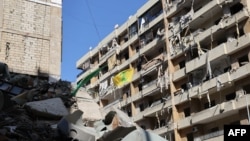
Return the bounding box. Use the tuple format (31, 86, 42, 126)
(57, 110, 96, 141)
(121, 128, 168, 141)
(25, 97, 69, 119)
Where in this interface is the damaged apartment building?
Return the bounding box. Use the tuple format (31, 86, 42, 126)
(77, 0, 250, 141)
(0, 0, 62, 82)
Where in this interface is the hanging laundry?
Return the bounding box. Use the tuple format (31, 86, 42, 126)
(142, 55, 163, 70)
(99, 80, 108, 96)
(140, 17, 146, 32)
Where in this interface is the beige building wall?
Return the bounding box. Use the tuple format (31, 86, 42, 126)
(0, 0, 62, 81)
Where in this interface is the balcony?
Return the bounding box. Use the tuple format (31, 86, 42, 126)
(178, 116, 192, 129)
(139, 12, 164, 35)
(172, 68, 186, 82)
(137, 0, 160, 18)
(130, 52, 140, 64)
(186, 43, 227, 73)
(101, 100, 120, 114)
(166, 0, 192, 17)
(174, 72, 232, 105)
(99, 66, 120, 82)
(194, 130, 224, 141)
(189, 72, 232, 98)
(142, 61, 161, 76)
(152, 123, 174, 135)
(77, 48, 98, 69)
(99, 47, 118, 65)
(118, 60, 130, 72)
(189, 0, 225, 29)
(231, 63, 250, 81)
(142, 80, 159, 97)
(226, 33, 250, 55)
(178, 95, 250, 129)
(193, 8, 249, 44)
(76, 65, 99, 83)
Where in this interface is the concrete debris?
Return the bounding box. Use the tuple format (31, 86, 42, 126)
(25, 98, 69, 119)
(0, 67, 167, 140)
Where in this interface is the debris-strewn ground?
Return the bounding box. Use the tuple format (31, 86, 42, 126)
(0, 74, 75, 141)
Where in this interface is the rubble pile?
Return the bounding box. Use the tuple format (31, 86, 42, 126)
(0, 74, 75, 141)
(0, 73, 168, 141)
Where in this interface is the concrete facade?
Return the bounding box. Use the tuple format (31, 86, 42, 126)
(0, 0, 62, 81)
(77, 0, 250, 140)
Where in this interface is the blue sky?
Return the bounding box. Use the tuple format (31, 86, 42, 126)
(61, 0, 147, 82)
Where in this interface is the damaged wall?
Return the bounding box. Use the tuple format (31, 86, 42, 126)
(0, 0, 62, 81)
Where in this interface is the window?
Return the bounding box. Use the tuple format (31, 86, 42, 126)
(139, 103, 144, 111)
(238, 55, 249, 66)
(225, 93, 236, 101)
(186, 133, 193, 141)
(210, 127, 219, 133)
(179, 60, 185, 69)
(204, 100, 216, 109)
(230, 120, 240, 125)
(184, 107, 190, 117)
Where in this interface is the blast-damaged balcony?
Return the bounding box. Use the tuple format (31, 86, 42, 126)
(101, 100, 120, 115)
(194, 130, 224, 141)
(99, 47, 118, 65)
(172, 68, 186, 82)
(226, 33, 250, 55)
(192, 8, 249, 45)
(178, 94, 250, 129)
(169, 7, 249, 59)
(185, 44, 227, 73)
(175, 72, 232, 105)
(152, 122, 174, 135)
(139, 12, 164, 35)
(76, 65, 99, 83)
(167, 0, 230, 37)
(173, 32, 250, 82)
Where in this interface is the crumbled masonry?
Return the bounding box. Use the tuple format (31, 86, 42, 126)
(0, 65, 167, 141)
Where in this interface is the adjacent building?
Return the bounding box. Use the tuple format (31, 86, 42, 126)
(76, 0, 250, 140)
(0, 0, 62, 81)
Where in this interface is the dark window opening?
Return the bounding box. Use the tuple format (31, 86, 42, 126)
(181, 83, 187, 91)
(230, 3, 244, 15)
(233, 28, 244, 38)
(243, 85, 250, 94)
(190, 48, 199, 60)
(139, 83, 142, 91)
(125, 90, 131, 97)
(179, 60, 185, 69)
(160, 119, 166, 127)
(140, 125, 146, 129)
(217, 37, 227, 45)
(139, 103, 144, 111)
(184, 107, 190, 117)
(127, 109, 132, 117)
(238, 55, 249, 66)
(210, 127, 219, 133)
(215, 18, 222, 25)
(226, 92, 236, 101)
(230, 120, 240, 125)
(124, 52, 129, 60)
(204, 100, 216, 109)
(158, 47, 163, 53)
(186, 133, 193, 141)
(136, 46, 140, 52)
(224, 66, 231, 73)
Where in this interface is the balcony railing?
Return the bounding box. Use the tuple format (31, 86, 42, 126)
(194, 130, 224, 141)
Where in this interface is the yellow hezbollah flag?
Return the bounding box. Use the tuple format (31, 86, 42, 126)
(112, 68, 134, 87)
